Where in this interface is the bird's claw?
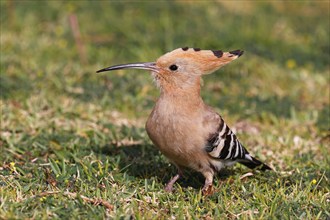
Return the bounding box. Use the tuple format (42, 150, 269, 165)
(202, 184, 214, 196)
(164, 184, 174, 192)
(164, 173, 180, 193)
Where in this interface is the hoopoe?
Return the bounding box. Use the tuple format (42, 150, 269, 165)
(97, 47, 271, 195)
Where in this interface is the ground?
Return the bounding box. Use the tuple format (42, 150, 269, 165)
(1, 1, 329, 219)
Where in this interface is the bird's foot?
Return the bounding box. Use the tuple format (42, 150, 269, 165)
(164, 183, 174, 192)
(164, 174, 180, 193)
(202, 184, 214, 196)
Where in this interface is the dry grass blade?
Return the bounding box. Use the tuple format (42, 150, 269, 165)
(33, 191, 114, 211)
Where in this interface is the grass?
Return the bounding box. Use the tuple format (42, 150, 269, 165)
(1, 1, 329, 219)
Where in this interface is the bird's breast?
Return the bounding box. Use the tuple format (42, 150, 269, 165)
(145, 100, 211, 167)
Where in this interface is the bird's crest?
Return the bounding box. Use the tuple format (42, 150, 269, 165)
(156, 47, 244, 75)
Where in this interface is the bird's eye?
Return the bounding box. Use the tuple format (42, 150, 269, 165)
(169, 64, 178, 71)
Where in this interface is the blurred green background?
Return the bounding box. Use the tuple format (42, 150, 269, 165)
(1, 1, 329, 123)
(1, 1, 329, 219)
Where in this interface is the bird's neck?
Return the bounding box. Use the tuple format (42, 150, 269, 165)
(158, 78, 204, 109)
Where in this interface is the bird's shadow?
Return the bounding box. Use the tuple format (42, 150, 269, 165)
(95, 143, 235, 190)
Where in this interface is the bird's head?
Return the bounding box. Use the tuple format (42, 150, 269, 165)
(97, 47, 243, 92)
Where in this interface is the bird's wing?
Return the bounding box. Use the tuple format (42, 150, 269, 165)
(205, 114, 271, 170)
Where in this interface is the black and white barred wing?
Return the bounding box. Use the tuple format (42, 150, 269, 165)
(205, 116, 271, 171)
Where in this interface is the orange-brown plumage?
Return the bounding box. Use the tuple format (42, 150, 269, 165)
(97, 47, 270, 195)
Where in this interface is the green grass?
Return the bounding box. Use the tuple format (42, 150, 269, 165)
(1, 1, 329, 219)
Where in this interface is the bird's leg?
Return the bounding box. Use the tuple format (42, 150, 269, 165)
(164, 174, 180, 192)
(202, 171, 214, 196)
(164, 168, 183, 192)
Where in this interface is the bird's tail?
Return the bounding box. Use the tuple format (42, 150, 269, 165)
(239, 156, 272, 171)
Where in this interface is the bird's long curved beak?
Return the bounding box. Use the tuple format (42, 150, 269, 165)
(96, 62, 158, 73)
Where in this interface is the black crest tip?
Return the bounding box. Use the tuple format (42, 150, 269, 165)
(212, 50, 223, 58)
(229, 50, 244, 57)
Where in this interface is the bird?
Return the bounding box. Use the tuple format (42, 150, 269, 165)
(97, 47, 271, 195)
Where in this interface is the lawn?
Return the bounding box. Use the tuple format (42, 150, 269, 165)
(1, 1, 329, 219)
